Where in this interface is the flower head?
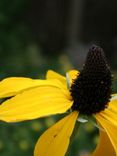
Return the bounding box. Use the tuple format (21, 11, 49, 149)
(0, 45, 117, 156)
(71, 45, 112, 114)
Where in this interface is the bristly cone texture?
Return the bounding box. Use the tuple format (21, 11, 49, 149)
(71, 45, 112, 115)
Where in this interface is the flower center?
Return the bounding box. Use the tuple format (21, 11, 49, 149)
(70, 45, 112, 115)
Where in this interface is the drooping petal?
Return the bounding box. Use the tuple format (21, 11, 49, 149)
(46, 70, 79, 87)
(34, 111, 78, 156)
(93, 97, 117, 156)
(95, 110, 117, 155)
(100, 108, 117, 126)
(67, 70, 79, 83)
(108, 95, 117, 113)
(0, 86, 73, 122)
(0, 77, 64, 98)
(46, 70, 66, 84)
(92, 125, 116, 156)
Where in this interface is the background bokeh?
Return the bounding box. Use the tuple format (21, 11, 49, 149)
(0, 0, 117, 156)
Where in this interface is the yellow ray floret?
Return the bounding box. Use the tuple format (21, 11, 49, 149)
(34, 111, 78, 156)
(0, 77, 65, 98)
(95, 109, 117, 155)
(92, 125, 116, 156)
(109, 96, 117, 113)
(0, 86, 72, 122)
(46, 70, 66, 84)
(46, 70, 79, 86)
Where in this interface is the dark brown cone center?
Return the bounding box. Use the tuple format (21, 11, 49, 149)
(70, 45, 112, 115)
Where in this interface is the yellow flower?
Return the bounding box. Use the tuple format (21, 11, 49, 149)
(0, 45, 117, 156)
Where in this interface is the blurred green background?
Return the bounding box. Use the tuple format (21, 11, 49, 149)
(0, 0, 117, 156)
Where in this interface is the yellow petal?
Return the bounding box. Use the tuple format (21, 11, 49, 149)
(46, 70, 79, 87)
(99, 108, 117, 126)
(34, 111, 78, 156)
(0, 86, 72, 122)
(109, 96, 117, 112)
(0, 77, 64, 98)
(46, 70, 66, 84)
(95, 111, 117, 155)
(92, 125, 116, 156)
(68, 70, 79, 83)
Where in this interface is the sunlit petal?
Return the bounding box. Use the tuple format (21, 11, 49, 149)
(100, 108, 117, 126)
(108, 96, 117, 113)
(92, 125, 116, 156)
(46, 70, 66, 84)
(34, 111, 78, 156)
(95, 110, 117, 155)
(0, 86, 72, 122)
(46, 70, 79, 87)
(0, 77, 64, 98)
(67, 70, 79, 84)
